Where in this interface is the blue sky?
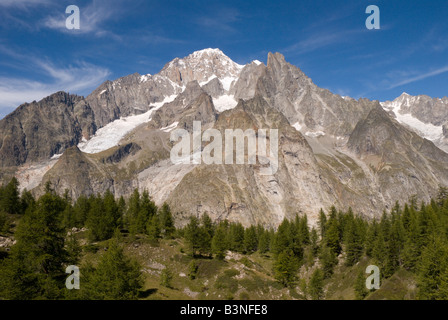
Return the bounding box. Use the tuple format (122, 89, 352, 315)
(0, 0, 447, 118)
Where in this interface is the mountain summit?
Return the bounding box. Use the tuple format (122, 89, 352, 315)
(1, 49, 448, 227)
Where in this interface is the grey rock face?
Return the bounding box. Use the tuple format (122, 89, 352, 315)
(348, 105, 448, 203)
(0, 92, 93, 167)
(149, 81, 217, 131)
(85, 73, 183, 129)
(39, 146, 114, 199)
(202, 77, 225, 98)
(232, 52, 378, 138)
(381, 92, 448, 152)
(3, 48, 448, 228)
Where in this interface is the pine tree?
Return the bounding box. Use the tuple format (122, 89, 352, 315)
(309, 268, 324, 300)
(86, 194, 114, 241)
(0, 177, 20, 215)
(288, 220, 303, 261)
(310, 228, 319, 257)
(212, 222, 228, 260)
(257, 229, 271, 255)
(273, 250, 299, 287)
(184, 216, 201, 257)
(159, 202, 175, 238)
(20, 188, 35, 215)
(79, 237, 143, 299)
(354, 269, 368, 300)
(325, 207, 341, 256)
(127, 189, 141, 234)
(0, 191, 67, 299)
(73, 195, 89, 228)
(365, 220, 377, 257)
(318, 209, 327, 240)
(147, 214, 160, 241)
(272, 218, 291, 255)
(133, 190, 155, 234)
(0, 210, 8, 233)
(228, 222, 245, 252)
(297, 215, 310, 245)
(188, 260, 199, 280)
(344, 218, 364, 266)
(66, 233, 82, 265)
(244, 225, 258, 254)
(319, 244, 338, 279)
(416, 236, 448, 300)
(104, 190, 121, 229)
(160, 267, 174, 288)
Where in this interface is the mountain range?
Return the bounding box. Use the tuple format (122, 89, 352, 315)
(1, 48, 447, 227)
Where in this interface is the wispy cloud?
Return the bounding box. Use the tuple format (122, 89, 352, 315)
(0, 54, 110, 116)
(282, 29, 361, 56)
(388, 66, 448, 89)
(42, 0, 122, 37)
(195, 7, 241, 33)
(0, 0, 52, 8)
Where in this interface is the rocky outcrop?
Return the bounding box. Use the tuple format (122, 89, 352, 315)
(2, 49, 448, 228)
(39, 146, 114, 199)
(102, 143, 141, 164)
(0, 92, 95, 167)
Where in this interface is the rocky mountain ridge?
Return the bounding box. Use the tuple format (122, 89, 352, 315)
(1, 48, 448, 227)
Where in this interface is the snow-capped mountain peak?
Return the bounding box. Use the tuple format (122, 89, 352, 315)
(159, 48, 243, 89)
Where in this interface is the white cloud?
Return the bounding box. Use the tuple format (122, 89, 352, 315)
(42, 0, 119, 36)
(0, 0, 52, 8)
(0, 59, 110, 115)
(283, 29, 361, 55)
(388, 66, 448, 89)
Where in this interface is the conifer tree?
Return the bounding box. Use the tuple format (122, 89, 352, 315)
(188, 260, 199, 280)
(273, 249, 299, 287)
(127, 189, 141, 233)
(310, 228, 319, 257)
(159, 202, 175, 238)
(0, 190, 67, 299)
(20, 188, 35, 215)
(160, 267, 174, 288)
(309, 268, 324, 300)
(79, 236, 143, 299)
(416, 236, 448, 300)
(184, 216, 201, 257)
(212, 222, 228, 259)
(243, 225, 258, 254)
(298, 215, 310, 245)
(318, 209, 327, 240)
(257, 229, 271, 255)
(354, 269, 368, 300)
(344, 218, 364, 266)
(325, 207, 341, 256)
(272, 218, 291, 255)
(228, 222, 245, 252)
(319, 244, 337, 279)
(73, 195, 89, 228)
(147, 214, 160, 241)
(0, 177, 20, 215)
(66, 232, 82, 265)
(133, 190, 155, 234)
(86, 194, 115, 241)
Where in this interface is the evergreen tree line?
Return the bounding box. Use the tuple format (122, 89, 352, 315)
(1, 176, 448, 300)
(0, 179, 175, 299)
(180, 187, 448, 300)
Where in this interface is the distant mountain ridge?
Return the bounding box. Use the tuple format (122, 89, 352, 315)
(1, 48, 448, 227)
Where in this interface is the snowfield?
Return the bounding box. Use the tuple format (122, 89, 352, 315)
(381, 95, 444, 142)
(78, 95, 177, 154)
